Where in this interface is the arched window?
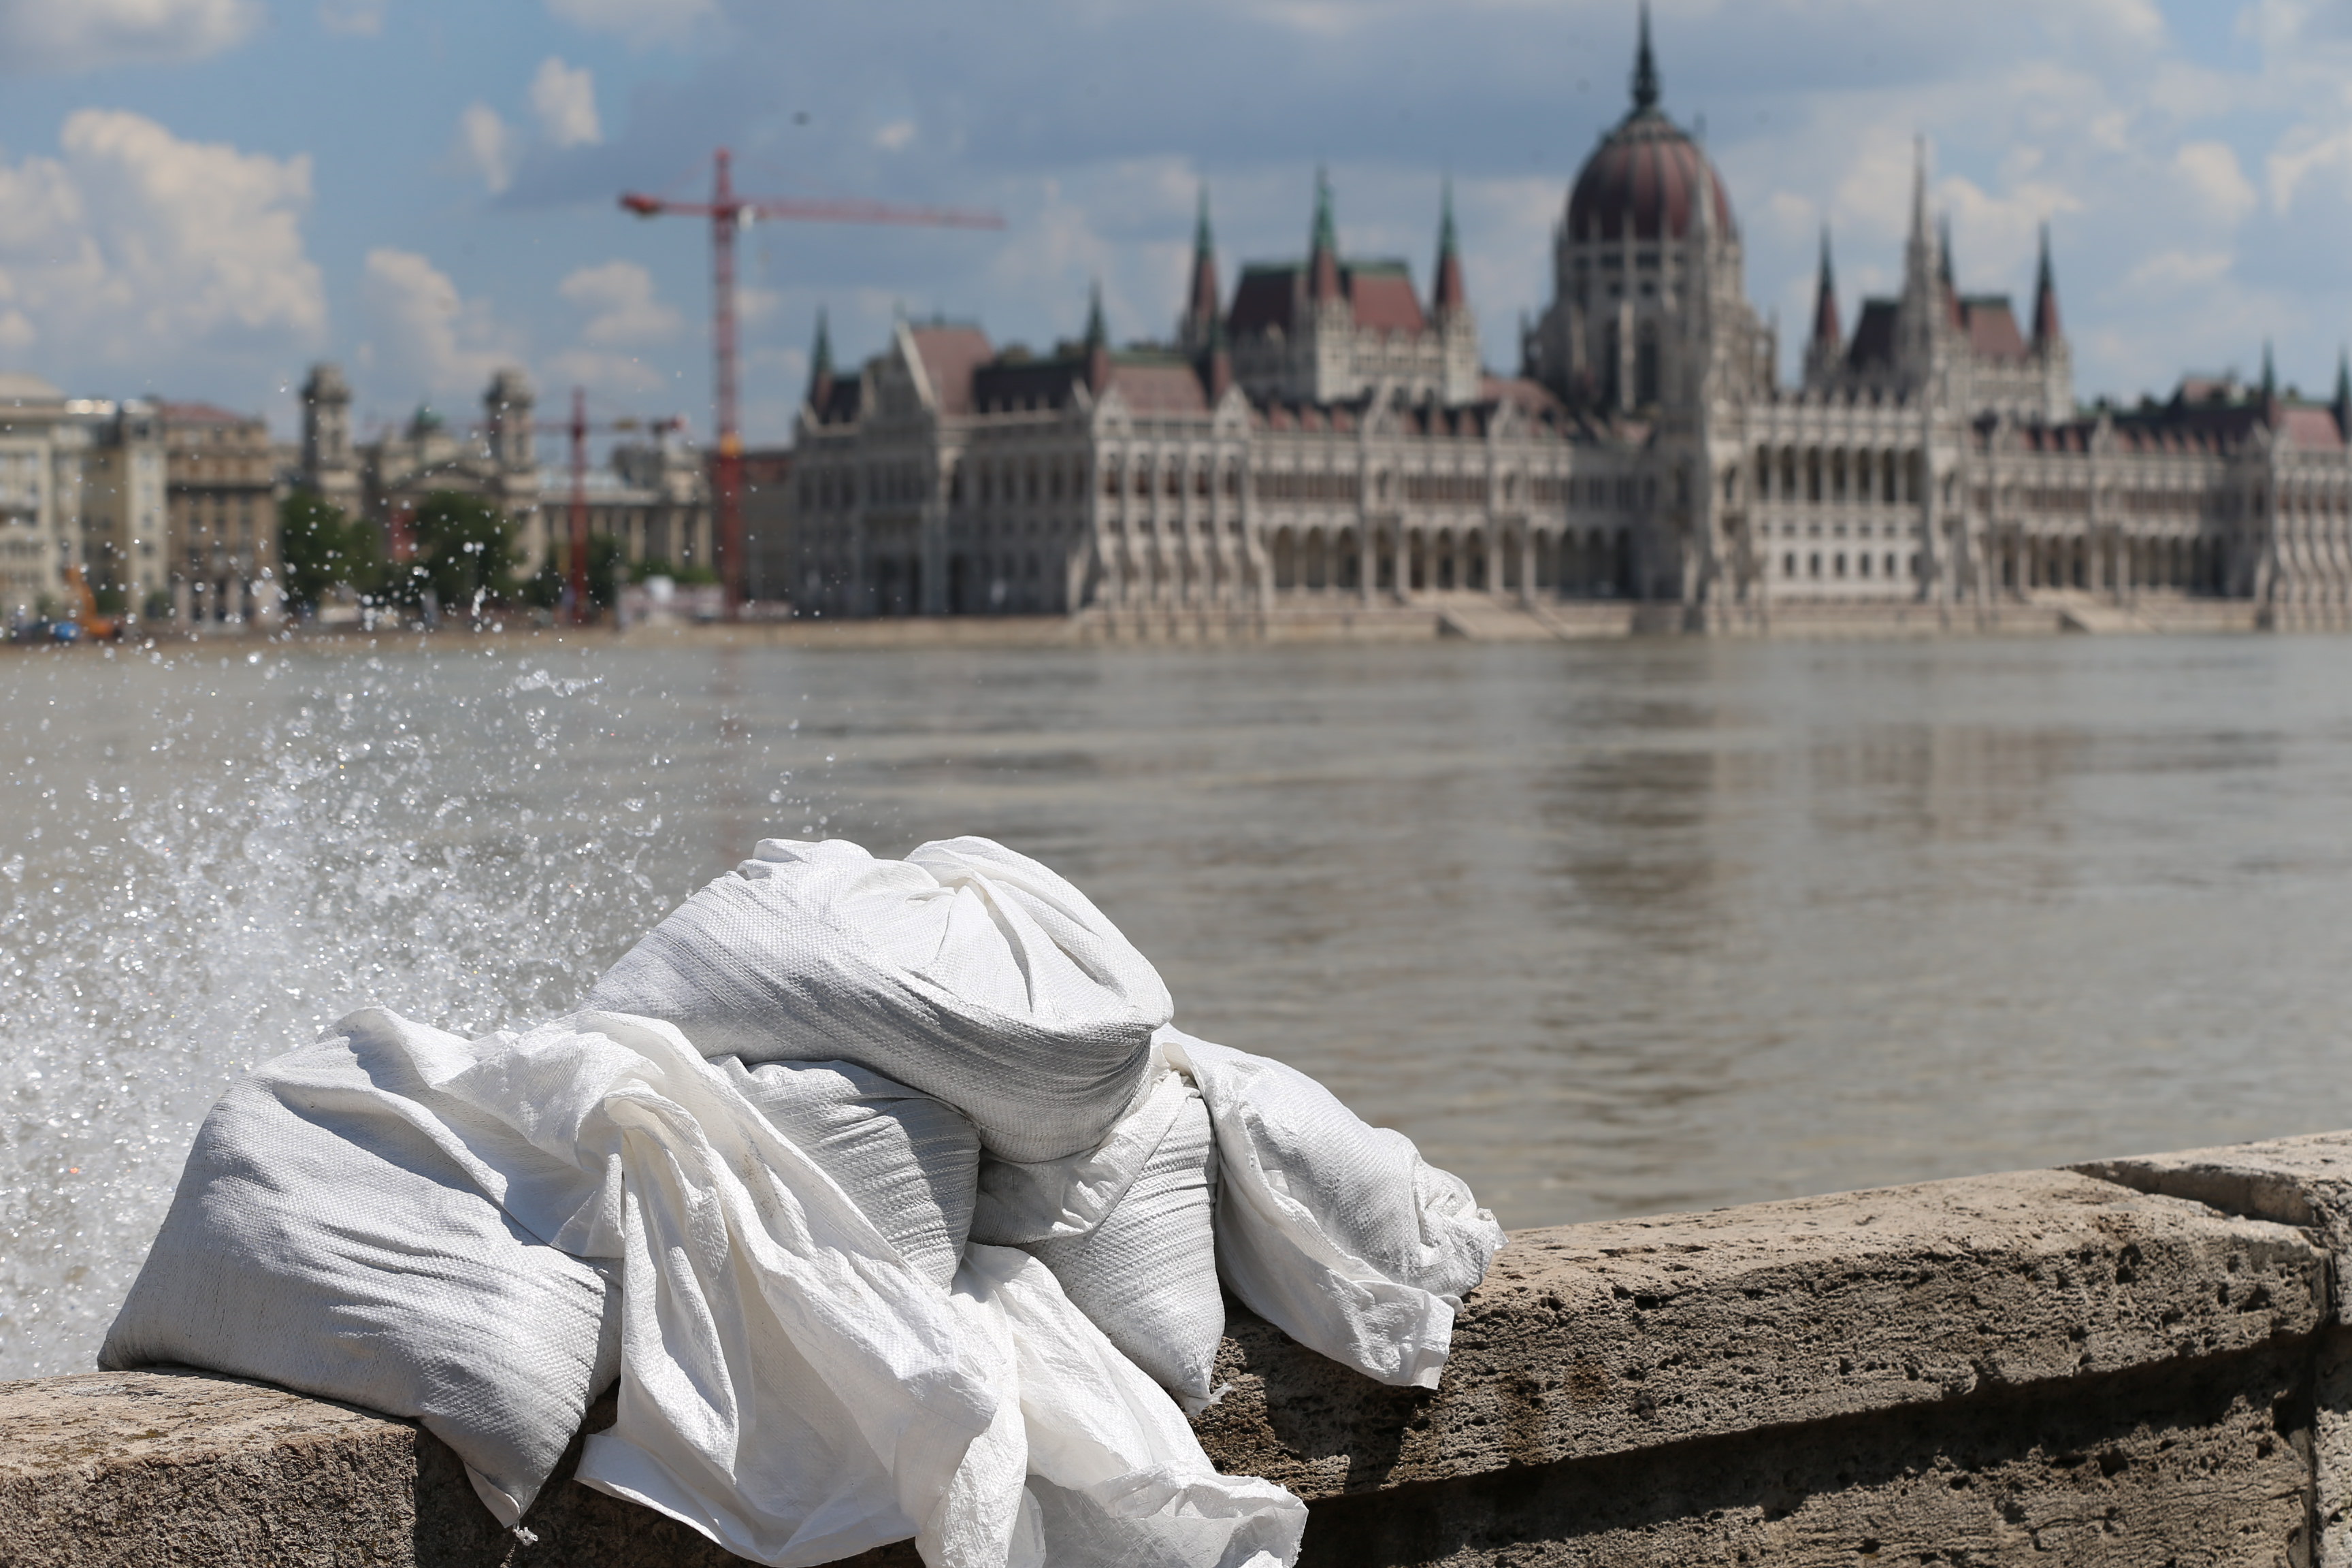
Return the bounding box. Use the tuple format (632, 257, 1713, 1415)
(1634, 324, 1661, 407)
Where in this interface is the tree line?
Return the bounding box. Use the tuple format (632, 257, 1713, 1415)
(277, 490, 713, 621)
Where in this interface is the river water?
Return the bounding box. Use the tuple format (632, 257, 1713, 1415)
(5, 630, 2351, 1377)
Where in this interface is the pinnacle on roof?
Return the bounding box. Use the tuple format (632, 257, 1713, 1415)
(1083, 280, 1108, 353)
(1432, 176, 1467, 312)
(2031, 223, 2061, 347)
(1308, 166, 1343, 301)
(1937, 213, 1955, 288)
(1907, 136, 1929, 252)
(1184, 183, 1222, 342)
(1630, 1, 1661, 117)
(2261, 339, 2277, 402)
(2335, 346, 2350, 432)
(1810, 225, 1841, 348)
(806, 308, 834, 401)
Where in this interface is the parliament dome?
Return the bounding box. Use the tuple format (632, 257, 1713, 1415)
(1565, 13, 1735, 245)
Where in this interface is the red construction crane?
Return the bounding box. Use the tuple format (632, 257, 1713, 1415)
(620, 148, 1004, 617)
(473, 397, 683, 623)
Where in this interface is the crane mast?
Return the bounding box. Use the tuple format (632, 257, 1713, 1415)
(620, 150, 1002, 617)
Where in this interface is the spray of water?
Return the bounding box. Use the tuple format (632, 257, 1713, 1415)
(0, 641, 722, 1376)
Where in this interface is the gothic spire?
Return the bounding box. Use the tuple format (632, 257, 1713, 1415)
(806, 307, 834, 408)
(1908, 136, 1929, 252)
(1083, 280, 1107, 352)
(1630, 1, 1661, 116)
(1432, 176, 1467, 312)
(1309, 165, 1342, 301)
(2031, 223, 2061, 347)
(1183, 182, 1222, 352)
(1810, 225, 1841, 353)
(2261, 339, 2277, 403)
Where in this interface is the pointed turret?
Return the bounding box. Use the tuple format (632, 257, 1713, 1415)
(1630, 0, 1661, 117)
(2031, 223, 2061, 348)
(806, 308, 835, 413)
(1810, 226, 1840, 352)
(1938, 212, 1962, 327)
(1431, 177, 1467, 313)
(2335, 346, 2350, 436)
(1908, 137, 1929, 257)
(1083, 280, 1111, 393)
(1308, 166, 1342, 301)
(2261, 339, 2277, 405)
(1181, 183, 1221, 355)
(1803, 225, 1842, 388)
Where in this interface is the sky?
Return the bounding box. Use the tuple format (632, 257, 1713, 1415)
(2, 0, 2351, 447)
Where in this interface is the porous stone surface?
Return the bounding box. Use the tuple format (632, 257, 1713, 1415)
(0, 1162, 2332, 1567)
(1197, 1167, 2327, 1501)
(2080, 1131, 2352, 1567)
(1295, 1343, 2317, 1567)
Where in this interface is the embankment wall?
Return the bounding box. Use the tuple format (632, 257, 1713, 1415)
(9, 1131, 2352, 1565)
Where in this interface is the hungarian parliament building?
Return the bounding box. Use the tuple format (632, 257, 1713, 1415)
(784, 17, 2352, 630)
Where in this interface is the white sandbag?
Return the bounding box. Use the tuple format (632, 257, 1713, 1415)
(1025, 1087, 1224, 1406)
(99, 1013, 621, 1528)
(434, 1009, 1018, 1567)
(720, 1056, 981, 1289)
(587, 836, 1172, 1163)
(958, 1244, 1307, 1568)
(1158, 1027, 1505, 1391)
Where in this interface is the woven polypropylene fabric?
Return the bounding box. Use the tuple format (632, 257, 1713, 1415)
(98, 1026, 621, 1525)
(1026, 1088, 1222, 1404)
(725, 1058, 981, 1288)
(1160, 1028, 1505, 1392)
(587, 838, 1171, 1163)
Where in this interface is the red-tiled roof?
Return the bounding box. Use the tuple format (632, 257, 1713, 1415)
(2278, 405, 2346, 450)
(1959, 297, 2027, 362)
(160, 401, 256, 425)
(906, 325, 994, 416)
(1347, 267, 1426, 334)
(1105, 361, 1209, 414)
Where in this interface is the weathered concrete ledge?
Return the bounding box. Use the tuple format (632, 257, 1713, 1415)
(10, 1143, 2352, 1565)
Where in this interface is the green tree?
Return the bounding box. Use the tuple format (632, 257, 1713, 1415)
(588, 534, 626, 609)
(278, 491, 380, 615)
(408, 491, 521, 616)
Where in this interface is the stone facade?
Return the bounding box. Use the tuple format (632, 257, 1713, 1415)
(0, 374, 169, 625)
(785, 14, 2347, 631)
(160, 402, 287, 626)
(295, 364, 712, 586)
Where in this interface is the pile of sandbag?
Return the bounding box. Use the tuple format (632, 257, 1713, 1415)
(103, 836, 1504, 1568)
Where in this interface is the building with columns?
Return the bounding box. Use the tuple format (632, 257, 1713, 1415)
(785, 11, 2349, 629)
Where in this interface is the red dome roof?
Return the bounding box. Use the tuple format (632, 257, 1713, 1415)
(1567, 111, 1735, 245)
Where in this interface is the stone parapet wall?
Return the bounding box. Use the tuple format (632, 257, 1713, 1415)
(10, 1133, 2352, 1566)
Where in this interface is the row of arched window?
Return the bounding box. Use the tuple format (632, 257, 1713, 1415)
(1753, 445, 1924, 506)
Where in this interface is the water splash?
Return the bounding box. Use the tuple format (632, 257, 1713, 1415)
(0, 642, 699, 1376)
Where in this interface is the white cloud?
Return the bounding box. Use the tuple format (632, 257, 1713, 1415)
(2174, 140, 2257, 225)
(544, 0, 713, 46)
(558, 260, 681, 345)
(359, 248, 520, 399)
(0, 109, 322, 373)
(530, 56, 602, 149)
(873, 119, 917, 153)
(2267, 125, 2352, 214)
(0, 0, 260, 75)
(455, 103, 517, 195)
